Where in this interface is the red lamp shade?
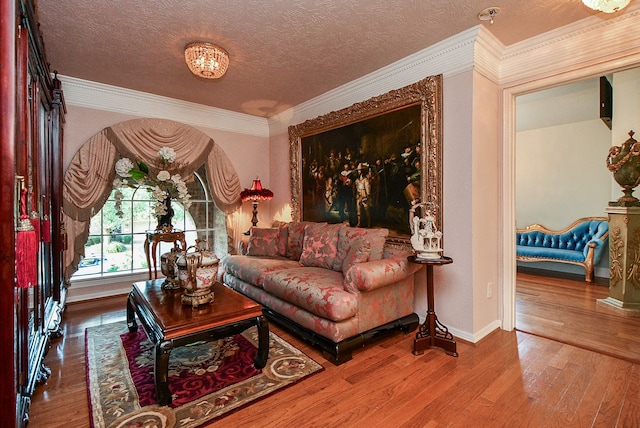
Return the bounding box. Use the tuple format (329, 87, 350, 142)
(240, 177, 273, 202)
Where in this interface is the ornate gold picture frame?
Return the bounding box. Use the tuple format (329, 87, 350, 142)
(288, 75, 443, 242)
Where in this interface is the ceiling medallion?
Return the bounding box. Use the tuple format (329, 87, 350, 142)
(582, 0, 631, 13)
(184, 42, 229, 79)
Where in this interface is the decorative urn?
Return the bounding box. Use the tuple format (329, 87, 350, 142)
(176, 241, 219, 307)
(607, 130, 640, 207)
(160, 246, 182, 290)
(409, 201, 443, 260)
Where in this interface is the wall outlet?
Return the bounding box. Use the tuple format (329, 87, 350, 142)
(487, 281, 493, 298)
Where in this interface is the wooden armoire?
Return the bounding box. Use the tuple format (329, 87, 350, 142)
(1, 1, 67, 426)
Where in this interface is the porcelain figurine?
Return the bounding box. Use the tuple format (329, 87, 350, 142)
(409, 202, 443, 260)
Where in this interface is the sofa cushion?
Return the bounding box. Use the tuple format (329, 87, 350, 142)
(262, 267, 358, 322)
(271, 220, 289, 257)
(516, 246, 586, 262)
(286, 221, 314, 260)
(299, 223, 341, 270)
(221, 255, 301, 288)
(246, 227, 281, 257)
(342, 237, 371, 274)
(333, 226, 389, 271)
(225, 275, 360, 343)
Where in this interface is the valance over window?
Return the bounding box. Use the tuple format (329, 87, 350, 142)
(62, 118, 242, 282)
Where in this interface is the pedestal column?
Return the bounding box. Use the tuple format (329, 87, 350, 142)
(597, 206, 640, 316)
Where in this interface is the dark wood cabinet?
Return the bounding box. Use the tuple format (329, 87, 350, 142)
(2, 1, 66, 426)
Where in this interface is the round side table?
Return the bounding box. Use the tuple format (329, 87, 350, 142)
(408, 255, 458, 357)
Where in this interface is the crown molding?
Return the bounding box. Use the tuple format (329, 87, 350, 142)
(474, 26, 504, 84)
(500, 5, 640, 87)
(58, 75, 270, 137)
(268, 27, 482, 135)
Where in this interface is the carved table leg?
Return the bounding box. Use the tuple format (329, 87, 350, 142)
(126, 292, 138, 333)
(155, 340, 173, 406)
(413, 263, 458, 357)
(254, 315, 269, 369)
(144, 234, 152, 280)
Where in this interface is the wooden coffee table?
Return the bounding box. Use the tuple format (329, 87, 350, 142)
(126, 279, 269, 406)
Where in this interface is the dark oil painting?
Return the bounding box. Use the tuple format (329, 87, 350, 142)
(300, 104, 422, 236)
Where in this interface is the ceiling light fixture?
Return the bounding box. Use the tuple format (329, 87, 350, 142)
(184, 42, 229, 79)
(582, 0, 631, 13)
(478, 7, 501, 24)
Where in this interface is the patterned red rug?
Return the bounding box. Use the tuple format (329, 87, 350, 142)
(86, 321, 323, 428)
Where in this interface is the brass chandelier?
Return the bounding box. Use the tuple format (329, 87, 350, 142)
(184, 42, 229, 79)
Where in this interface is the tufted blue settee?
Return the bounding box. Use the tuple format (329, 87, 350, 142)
(516, 217, 609, 282)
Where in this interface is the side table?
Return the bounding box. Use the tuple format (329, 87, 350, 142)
(126, 280, 269, 406)
(408, 255, 458, 357)
(144, 229, 186, 280)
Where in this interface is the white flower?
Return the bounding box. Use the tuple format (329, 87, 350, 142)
(157, 170, 171, 181)
(158, 147, 176, 163)
(114, 189, 124, 217)
(115, 158, 135, 177)
(113, 149, 192, 222)
(153, 186, 167, 202)
(155, 201, 167, 216)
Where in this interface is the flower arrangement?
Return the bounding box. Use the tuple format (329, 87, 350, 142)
(113, 147, 192, 222)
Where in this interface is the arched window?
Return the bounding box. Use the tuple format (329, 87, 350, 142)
(72, 166, 219, 279)
(62, 119, 242, 282)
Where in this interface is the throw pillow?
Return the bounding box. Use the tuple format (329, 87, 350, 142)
(342, 237, 371, 274)
(299, 223, 341, 269)
(287, 221, 313, 260)
(333, 226, 389, 271)
(271, 220, 289, 257)
(246, 227, 281, 257)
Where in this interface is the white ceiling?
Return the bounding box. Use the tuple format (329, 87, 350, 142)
(34, 0, 627, 118)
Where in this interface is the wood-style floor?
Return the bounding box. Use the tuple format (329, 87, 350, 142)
(28, 279, 640, 427)
(516, 271, 640, 364)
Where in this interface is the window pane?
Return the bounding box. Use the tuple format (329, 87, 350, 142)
(71, 166, 224, 281)
(132, 235, 148, 271)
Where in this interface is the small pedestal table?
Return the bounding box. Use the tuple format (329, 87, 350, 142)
(144, 229, 186, 280)
(408, 255, 458, 357)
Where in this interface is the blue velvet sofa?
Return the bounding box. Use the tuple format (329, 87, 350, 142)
(516, 217, 609, 282)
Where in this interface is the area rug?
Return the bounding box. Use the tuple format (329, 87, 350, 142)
(86, 321, 323, 428)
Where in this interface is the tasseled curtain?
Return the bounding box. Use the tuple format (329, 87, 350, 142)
(62, 118, 242, 283)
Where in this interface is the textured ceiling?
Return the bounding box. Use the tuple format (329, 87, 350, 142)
(34, 0, 622, 118)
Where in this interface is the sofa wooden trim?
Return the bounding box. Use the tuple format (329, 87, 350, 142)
(263, 307, 419, 365)
(516, 216, 609, 283)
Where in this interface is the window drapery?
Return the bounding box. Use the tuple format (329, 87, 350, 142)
(62, 118, 242, 282)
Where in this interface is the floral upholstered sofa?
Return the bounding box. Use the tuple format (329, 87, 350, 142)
(220, 221, 422, 364)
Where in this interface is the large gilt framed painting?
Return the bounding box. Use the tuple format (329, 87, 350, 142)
(288, 75, 443, 242)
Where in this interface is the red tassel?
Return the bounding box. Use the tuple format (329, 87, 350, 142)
(31, 216, 41, 242)
(17, 216, 38, 288)
(42, 218, 51, 243)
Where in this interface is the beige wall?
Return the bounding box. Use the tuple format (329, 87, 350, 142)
(516, 120, 612, 230)
(471, 71, 500, 334)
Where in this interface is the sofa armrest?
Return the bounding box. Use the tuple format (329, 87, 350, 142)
(238, 239, 249, 255)
(343, 257, 422, 293)
(585, 237, 607, 264)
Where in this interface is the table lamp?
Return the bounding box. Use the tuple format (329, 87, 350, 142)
(240, 177, 273, 234)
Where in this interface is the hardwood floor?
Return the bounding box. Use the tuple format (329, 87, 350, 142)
(28, 287, 640, 427)
(516, 271, 640, 364)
